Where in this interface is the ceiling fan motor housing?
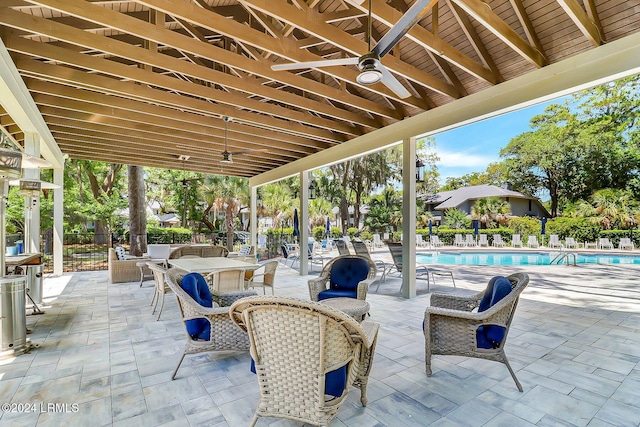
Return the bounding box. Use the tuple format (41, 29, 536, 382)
(357, 53, 382, 85)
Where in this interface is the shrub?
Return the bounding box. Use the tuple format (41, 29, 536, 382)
(360, 231, 373, 241)
(313, 226, 326, 241)
(146, 226, 192, 243)
(330, 227, 342, 239)
(347, 227, 358, 238)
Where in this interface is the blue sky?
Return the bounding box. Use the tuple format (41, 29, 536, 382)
(431, 97, 568, 183)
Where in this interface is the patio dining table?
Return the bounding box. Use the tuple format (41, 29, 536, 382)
(168, 257, 261, 292)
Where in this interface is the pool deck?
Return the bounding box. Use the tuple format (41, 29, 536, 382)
(1, 251, 639, 426)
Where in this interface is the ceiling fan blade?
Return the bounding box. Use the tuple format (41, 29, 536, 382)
(271, 57, 358, 71)
(230, 148, 269, 156)
(378, 65, 411, 98)
(372, 0, 437, 58)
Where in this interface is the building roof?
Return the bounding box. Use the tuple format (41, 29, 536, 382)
(428, 184, 534, 209)
(1, 1, 639, 178)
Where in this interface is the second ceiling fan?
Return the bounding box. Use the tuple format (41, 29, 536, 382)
(271, 0, 436, 99)
(220, 116, 267, 163)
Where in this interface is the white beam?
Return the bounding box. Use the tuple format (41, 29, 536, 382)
(250, 32, 640, 188)
(299, 171, 309, 275)
(0, 38, 64, 169)
(401, 137, 417, 299)
(53, 166, 64, 275)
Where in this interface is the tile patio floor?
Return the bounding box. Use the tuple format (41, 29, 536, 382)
(1, 251, 640, 426)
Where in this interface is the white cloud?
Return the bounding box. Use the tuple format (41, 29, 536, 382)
(436, 149, 498, 168)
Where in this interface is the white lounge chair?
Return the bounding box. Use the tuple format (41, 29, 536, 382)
(492, 234, 506, 247)
(478, 234, 489, 247)
(430, 235, 444, 247)
(416, 234, 429, 247)
(465, 234, 477, 247)
(527, 235, 539, 248)
(373, 233, 384, 248)
(511, 234, 522, 248)
(619, 238, 634, 250)
(548, 234, 562, 249)
(454, 234, 465, 247)
(599, 238, 614, 250)
(564, 237, 578, 249)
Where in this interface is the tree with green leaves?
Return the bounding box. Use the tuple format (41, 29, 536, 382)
(471, 197, 511, 229)
(443, 208, 471, 229)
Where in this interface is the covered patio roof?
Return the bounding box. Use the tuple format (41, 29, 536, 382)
(1, 0, 639, 179)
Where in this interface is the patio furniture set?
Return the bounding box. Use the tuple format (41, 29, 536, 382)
(153, 241, 529, 426)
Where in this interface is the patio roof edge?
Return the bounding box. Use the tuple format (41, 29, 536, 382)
(249, 31, 640, 187)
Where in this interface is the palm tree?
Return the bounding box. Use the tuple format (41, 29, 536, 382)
(472, 197, 511, 228)
(205, 176, 249, 251)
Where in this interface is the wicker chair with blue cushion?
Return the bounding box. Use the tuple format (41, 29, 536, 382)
(165, 268, 256, 379)
(424, 272, 529, 391)
(229, 296, 380, 426)
(308, 255, 377, 302)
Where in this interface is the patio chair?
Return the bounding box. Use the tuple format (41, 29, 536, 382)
(511, 234, 522, 247)
(478, 234, 489, 247)
(454, 234, 465, 247)
(548, 234, 562, 249)
(416, 234, 428, 247)
(206, 268, 246, 292)
(424, 272, 529, 392)
(599, 238, 614, 250)
(229, 296, 380, 426)
(465, 234, 477, 247)
(335, 239, 351, 255)
(527, 235, 539, 248)
(352, 240, 392, 282)
(385, 242, 455, 292)
(308, 255, 377, 302)
(619, 238, 634, 250)
(280, 244, 300, 267)
(164, 268, 256, 380)
(430, 235, 444, 247)
(373, 233, 384, 248)
(492, 234, 506, 247)
(147, 262, 171, 321)
(201, 246, 229, 257)
(564, 237, 578, 249)
(246, 260, 278, 295)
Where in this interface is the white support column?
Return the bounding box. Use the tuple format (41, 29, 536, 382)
(250, 185, 257, 254)
(23, 132, 40, 254)
(300, 171, 309, 275)
(402, 137, 417, 299)
(53, 165, 64, 275)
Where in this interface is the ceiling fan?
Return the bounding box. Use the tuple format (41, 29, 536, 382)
(270, 0, 436, 99)
(220, 116, 267, 163)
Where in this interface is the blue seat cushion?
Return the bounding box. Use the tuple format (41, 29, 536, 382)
(329, 258, 370, 292)
(250, 358, 347, 398)
(317, 288, 357, 301)
(476, 276, 512, 349)
(180, 273, 213, 340)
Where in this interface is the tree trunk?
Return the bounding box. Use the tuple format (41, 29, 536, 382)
(128, 165, 147, 256)
(95, 221, 109, 244)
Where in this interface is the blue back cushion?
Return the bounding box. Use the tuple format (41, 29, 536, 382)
(329, 258, 369, 291)
(180, 273, 213, 340)
(476, 276, 512, 349)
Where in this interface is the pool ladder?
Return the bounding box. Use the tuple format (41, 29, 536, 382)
(550, 249, 577, 265)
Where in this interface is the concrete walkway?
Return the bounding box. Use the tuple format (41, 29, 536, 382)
(1, 257, 639, 426)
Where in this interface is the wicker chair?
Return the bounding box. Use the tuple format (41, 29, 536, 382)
(245, 260, 278, 295)
(229, 296, 380, 427)
(165, 268, 256, 380)
(308, 255, 377, 302)
(424, 272, 529, 391)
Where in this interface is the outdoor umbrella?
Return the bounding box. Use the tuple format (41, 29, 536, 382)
(541, 217, 547, 235)
(293, 208, 300, 241)
(325, 216, 331, 237)
(473, 219, 479, 235)
(428, 219, 433, 235)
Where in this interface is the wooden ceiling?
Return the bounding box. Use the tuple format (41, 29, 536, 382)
(0, 0, 638, 177)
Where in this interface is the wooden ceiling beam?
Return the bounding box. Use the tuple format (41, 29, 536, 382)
(6, 1, 401, 122)
(239, 0, 457, 100)
(0, 11, 372, 134)
(449, 0, 547, 67)
(26, 79, 312, 157)
(555, 0, 603, 47)
(324, 8, 367, 24)
(133, 0, 428, 109)
(7, 43, 343, 145)
(507, 0, 545, 59)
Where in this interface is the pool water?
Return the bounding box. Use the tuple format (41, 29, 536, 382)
(416, 251, 640, 266)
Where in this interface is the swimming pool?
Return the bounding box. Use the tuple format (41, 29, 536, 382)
(416, 251, 640, 266)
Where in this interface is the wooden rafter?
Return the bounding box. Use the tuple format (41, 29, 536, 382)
(556, 0, 603, 47)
